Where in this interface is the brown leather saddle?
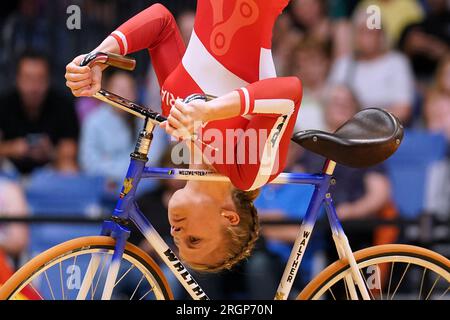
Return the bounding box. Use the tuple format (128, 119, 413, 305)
(292, 108, 404, 168)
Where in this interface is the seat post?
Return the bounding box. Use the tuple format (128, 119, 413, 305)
(322, 159, 337, 176)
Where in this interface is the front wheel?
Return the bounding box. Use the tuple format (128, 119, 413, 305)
(298, 244, 450, 300)
(0, 236, 173, 300)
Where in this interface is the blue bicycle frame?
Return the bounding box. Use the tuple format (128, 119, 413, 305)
(75, 119, 370, 300)
(74, 52, 371, 300)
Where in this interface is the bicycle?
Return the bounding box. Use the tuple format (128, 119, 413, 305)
(0, 52, 448, 300)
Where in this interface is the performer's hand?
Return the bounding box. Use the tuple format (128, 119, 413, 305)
(160, 99, 208, 140)
(65, 55, 104, 97)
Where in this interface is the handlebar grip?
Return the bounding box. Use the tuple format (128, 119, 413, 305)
(80, 52, 136, 71)
(104, 52, 136, 71)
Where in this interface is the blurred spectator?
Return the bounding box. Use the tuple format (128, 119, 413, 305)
(291, 39, 331, 103)
(0, 50, 79, 175)
(423, 56, 450, 217)
(0, 177, 31, 296)
(0, 177, 29, 257)
(26, 130, 81, 192)
(425, 141, 450, 219)
(399, 0, 450, 83)
(79, 70, 138, 182)
(319, 85, 392, 219)
(272, 13, 302, 76)
(289, 0, 331, 46)
(0, 0, 51, 91)
(298, 85, 394, 252)
(177, 10, 196, 45)
(356, 0, 424, 46)
(52, 139, 78, 174)
(74, 97, 102, 124)
(79, 69, 168, 185)
(289, 38, 330, 131)
(288, 0, 353, 59)
(328, 8, 415, 124)
(434, 53, 450, 92)
(423, 55, 450, 140)
(424, 93, 450, 142)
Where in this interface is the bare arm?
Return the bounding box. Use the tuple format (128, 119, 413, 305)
(259, 211, 302, 243)
(388, 103, 412, 124)
(0, 182, 29, 255)
(0, 138, 29, 159)
(337, 172, 391, 221)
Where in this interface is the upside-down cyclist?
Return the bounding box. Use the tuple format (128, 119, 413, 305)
(65, 0, 303, 272)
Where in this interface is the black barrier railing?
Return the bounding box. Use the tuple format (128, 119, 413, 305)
(0, 214, 449, 242)
(0, 214, 448, 226)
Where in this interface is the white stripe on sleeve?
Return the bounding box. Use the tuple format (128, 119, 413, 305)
(111, 30, 128, 55)
(253, 99, 295, 115)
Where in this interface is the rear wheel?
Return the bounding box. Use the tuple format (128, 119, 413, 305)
(298, 244, 450, 300)
(0, 236, 173, 300)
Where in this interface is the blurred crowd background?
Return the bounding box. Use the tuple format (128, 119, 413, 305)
(0, 0, 449, 299)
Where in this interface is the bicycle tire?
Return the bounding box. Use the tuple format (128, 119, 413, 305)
(0, 236, 173, 300)
(297, 244, 450, 300)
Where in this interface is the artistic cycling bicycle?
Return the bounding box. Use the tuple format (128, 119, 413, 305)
(0, 53, 448, 300)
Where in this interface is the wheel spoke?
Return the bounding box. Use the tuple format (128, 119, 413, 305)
(390, 263, 410, 300)
(438, 286, 449, 300)
(89, 250, 106, 300)
(70, 255, 78, 299)
(418, 268, 427, 300)
(93, 252, 108, 298)
(44, 270, 56, 300)
(28, 282, 45, 300)
(387, 262, 394, 299)
(359, 268, 376, 300)
(113, 264, 135, 288)
(328, 287, 336, 300)
(139, 286, 155, 301)
(89, 254, 96, 300)
(130, 275, 145, 300)
(59, 262, 66, 301)
(379, 264, 384, 300)
(300, 247, 450, 301)
(343, 275, 350, 300)
(425, 275, 441, 300)
(5, 246, 167, 301)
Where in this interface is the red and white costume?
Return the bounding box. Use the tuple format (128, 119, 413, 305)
(110, 1, 302, 191)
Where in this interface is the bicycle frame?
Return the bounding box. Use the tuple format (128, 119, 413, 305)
(76, 119, 371, 301)
(73, 53, 371, 300)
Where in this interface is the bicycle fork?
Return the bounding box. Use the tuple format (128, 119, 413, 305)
(76, 220, 130, 300)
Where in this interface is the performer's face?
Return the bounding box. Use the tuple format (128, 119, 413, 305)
(168, 187, 238, 269)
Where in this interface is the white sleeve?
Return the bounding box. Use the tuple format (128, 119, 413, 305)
(327, 56, 353, 85)
(389, 53, 414, 106)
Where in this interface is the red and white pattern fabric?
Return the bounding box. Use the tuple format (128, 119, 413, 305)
(111, 1, 302, 190)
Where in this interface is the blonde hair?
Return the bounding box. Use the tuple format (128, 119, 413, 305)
(186, 189, 260, 273)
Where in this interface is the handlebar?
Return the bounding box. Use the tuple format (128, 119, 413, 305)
(80, 52, 136, 71)
(79, 52, 166, 124)
(78, 52, 219, 151)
